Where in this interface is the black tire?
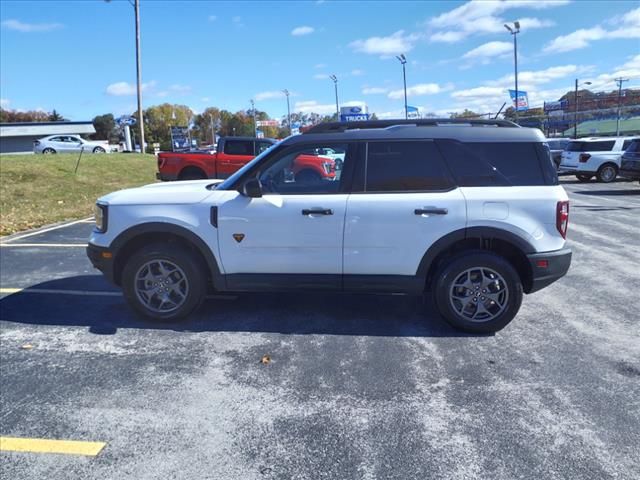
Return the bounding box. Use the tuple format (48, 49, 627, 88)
(93, 146, 106, 153)
(596, 163, 618, 183)
(121, 243, 207, 322)
(42, 148, 56, 154)
(178, 168, 206, 181)
(576, 174, 593, 182)
(295, 169, 322, 183)
(433, 251, 523, 333)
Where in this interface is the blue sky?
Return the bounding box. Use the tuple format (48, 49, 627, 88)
(1, 0, 639, 121)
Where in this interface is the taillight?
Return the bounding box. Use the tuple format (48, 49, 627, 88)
(556, 201, 569, 239)
(579, 153, 591, 163)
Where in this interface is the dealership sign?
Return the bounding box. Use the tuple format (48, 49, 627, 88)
(116, 115, 136, 126)
(509, 90, 529, 111)
(339, 105, 370, 122)
(544, 100, 568, 112)
(340, 113, 370, 122)
(170, 126, 190, 151)
(256, 120, 279, 127)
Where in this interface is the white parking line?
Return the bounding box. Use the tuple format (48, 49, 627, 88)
(0, 243, 88, 248)
(0, 217, 94, 244)
(0, 287, 237, 300)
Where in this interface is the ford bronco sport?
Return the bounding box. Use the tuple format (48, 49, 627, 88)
(87, 119, 571, 333)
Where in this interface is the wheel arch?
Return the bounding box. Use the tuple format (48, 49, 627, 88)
(110, 222, 222, 289)
(418, 227, 536, 293)
(178, 165, 207, 180)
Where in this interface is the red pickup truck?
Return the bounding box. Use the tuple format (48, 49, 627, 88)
(157, 136, 337, 181)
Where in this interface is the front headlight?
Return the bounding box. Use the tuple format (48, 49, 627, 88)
(94, 203, 108, 233)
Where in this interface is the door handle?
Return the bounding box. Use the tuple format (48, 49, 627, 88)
(302, 208, 333, 216)
(415, 207, 448, 215)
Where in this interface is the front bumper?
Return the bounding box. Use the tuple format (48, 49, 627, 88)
(86, 243, 116, 284)
(526, 248, 572, 294)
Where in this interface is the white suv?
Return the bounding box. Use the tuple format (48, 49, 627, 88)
(87, 119, 571, 333)
(559, 136, 635, 183)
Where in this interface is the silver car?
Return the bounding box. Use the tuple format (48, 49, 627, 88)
(33, 135, 110, 154)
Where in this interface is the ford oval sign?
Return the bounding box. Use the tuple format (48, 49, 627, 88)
(349, 106, 362, 114)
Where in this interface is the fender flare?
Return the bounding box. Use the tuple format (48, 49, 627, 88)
(416, 227, 535, 279)
(111, 222, 223, 288)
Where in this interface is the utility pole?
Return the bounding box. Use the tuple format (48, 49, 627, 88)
(250, 99, 257, 137)
(615, 77, 629, 136)
(282, 89, 291, 135)
(504, 22, 520, 124)
(209, 113, 215, 145)
(134, 0, 145, 153)
(396, 54, 408, 119)
(329, 75, 339, 119)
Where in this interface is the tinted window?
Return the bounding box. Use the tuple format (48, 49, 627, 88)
(257, 143, 347, 194)
(365, 141, 453, 192)
(624, 140, 639, 153)
(622, 140, 633, 151)
(224, 140, 253, 155)
(567, 141, 615, 152)
(256, 141, 273, 154)
(437, 140, 549, 186)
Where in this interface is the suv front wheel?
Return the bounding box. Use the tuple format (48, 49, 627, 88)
(433, 252, 523, 333)
(122, 243, 207, 321)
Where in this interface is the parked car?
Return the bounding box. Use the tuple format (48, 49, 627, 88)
(559, 136, 636, 182)
(87, 119, 571, 333)
(546, 138, 570, 169)
(34, 135, 110, 154)
(157, 136, 336, 182)
(619, 138, 640, 183)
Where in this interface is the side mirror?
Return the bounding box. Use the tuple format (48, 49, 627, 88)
(242, 178, 262, 198)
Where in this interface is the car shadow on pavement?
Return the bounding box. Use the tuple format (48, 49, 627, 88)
(573, 189, 640, 196)
(0, 276, 484, 338)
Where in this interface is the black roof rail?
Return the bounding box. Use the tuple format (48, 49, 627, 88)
(304, 118, 520, 134)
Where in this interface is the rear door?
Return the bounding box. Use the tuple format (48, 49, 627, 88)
(217, 139, 255, 178)
(343, 140, 466, 288)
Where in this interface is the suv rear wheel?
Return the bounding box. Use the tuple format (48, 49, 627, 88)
(596, 163, 618, 183)
(122, 243, 206, 321)
(433, 251, 523, 333)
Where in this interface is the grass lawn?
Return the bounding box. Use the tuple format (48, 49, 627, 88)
(0, 153, 157, 236)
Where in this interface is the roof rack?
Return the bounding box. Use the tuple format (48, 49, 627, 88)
(304, 118, 520, 134)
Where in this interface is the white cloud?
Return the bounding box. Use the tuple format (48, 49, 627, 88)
(294, 100, 336, 114)
(388, 83, 451, 99)
(201, 97, 211, 102)
(169, 84, 191, 94)
(208, 15, 217, 22)
(489, 64, 592, 88)
(349, 30, 420, 56)
(451, 86, 506, 100)
(291, 26, 314, 36)
(543, 7, 640, 53)
(314, 63, 327, 69)
(106, 80, 156, 96)
(0, 98, 9, 107)
(1, 19, 63, 32)
(232, 16, 244, 27)
(584, 54, 640, 90)
(427, 0, 565, 43)
(313, 73, 329, 80)
(255, 90, 284, 101)
(462, 41, 512, 59)
(362, 87, 388, 95)
(351, 69, 365, 76)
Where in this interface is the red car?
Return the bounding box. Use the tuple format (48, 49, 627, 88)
(157, 137, 336, 181)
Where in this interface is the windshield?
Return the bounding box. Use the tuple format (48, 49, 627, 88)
(216, 142, 281, 190)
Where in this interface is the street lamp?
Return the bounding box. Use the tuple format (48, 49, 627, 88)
(329, 75, 339, 119)
(104, 0, 145, 153)
(282, 89, 291, 135)
(250, 99, 257, 137)
(504, 21, 520, 124)
(396, 54, 408, 119)
(573, 79, 592, 139)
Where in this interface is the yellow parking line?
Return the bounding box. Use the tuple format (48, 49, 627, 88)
(0, 436, 106, 456)
(0, 243, 88, 248)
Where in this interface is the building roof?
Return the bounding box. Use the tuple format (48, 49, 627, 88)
(0, 121, 96, 138)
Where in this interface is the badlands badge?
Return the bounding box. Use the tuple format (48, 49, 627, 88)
(232, 233, 245, 243)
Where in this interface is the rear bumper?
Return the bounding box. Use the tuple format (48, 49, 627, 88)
(86, 243, 116, 284)
(526, 248, 572, 294)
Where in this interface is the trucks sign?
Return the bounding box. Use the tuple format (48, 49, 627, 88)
(340, 113, 371, 122)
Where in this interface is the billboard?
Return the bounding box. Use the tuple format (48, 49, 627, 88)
(340, 105, 370, 122)
(509, 90, 529, 111)
(256, 120, 279, 127)
(170, 126, 190, 151)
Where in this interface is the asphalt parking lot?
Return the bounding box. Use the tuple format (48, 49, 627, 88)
(1, 178, 639, 480)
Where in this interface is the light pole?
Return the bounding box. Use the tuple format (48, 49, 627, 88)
(573, 79, 592, 139)
(396, 54, 408, 119)
(504, 22, 520, 124)
(615, 77, 629, 136)
(104, 0, 145, 153)
(282, 89, 291, 135)
(250, 99, 257, 137)
(329, 75, 339, 120)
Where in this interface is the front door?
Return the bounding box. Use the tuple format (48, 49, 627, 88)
(217, 142, 354, 290)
